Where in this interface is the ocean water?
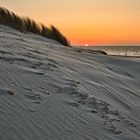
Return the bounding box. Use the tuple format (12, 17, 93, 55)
(81, 46, 140, 56)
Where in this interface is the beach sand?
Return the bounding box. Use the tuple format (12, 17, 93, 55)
(0, 25, 140, 140)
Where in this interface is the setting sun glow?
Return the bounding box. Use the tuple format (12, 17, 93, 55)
(1, 0, 140, 46)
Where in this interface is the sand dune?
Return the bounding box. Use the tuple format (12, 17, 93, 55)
(0, 25, 140, 140)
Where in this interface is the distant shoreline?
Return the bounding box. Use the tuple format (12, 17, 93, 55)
(74, 46, 140, 58)
(109, 55, 140, 58)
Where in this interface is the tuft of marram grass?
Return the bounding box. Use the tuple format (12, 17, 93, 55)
(50, 25, 70, 47)
(0, 7, 70, 46)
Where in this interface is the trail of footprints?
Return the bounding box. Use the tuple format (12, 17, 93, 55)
(63, 80, 137, 135)
(0, 49, 58, 73)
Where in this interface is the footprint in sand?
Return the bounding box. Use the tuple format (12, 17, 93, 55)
(39, 86, 50, 95)
(7, 90, 15, 95)
(0, 88, 15, 96)
(121, 119, 136, 127)
(24, 91, 42, 104)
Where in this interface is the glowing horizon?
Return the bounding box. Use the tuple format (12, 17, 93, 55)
(1, 0, 140, 46)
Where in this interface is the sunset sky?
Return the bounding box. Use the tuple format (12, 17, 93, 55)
(1, 0, 140, 46)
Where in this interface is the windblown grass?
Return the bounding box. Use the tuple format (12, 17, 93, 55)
(0, 7, 70, 46)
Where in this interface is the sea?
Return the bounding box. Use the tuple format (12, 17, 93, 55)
(78, 46, 140, 57)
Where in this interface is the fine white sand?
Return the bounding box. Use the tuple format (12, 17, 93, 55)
(0, 25, 140, 140)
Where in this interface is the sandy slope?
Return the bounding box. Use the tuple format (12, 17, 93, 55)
(0, 25, 140, 140)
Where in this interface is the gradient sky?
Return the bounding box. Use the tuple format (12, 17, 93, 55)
(1, 0, 140, 46)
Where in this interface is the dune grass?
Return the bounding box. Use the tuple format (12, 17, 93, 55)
(0, 7, 70, 46)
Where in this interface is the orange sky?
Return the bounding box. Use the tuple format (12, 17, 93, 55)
(1, 0, 140, 46)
